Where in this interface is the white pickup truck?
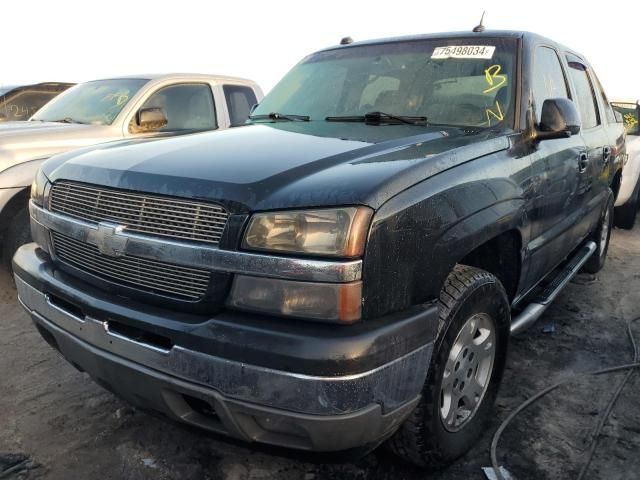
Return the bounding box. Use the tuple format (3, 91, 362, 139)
(612, 100, 640, 229)
(0, 73, 263, 264)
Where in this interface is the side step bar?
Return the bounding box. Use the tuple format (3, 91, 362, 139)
(510, 241, 597, 335)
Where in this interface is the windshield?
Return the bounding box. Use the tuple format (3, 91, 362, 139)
(0, 89, 58, 121)
(32, 78, 148, 125)
(254, 38, 518, 128)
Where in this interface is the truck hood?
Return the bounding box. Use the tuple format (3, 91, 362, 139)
(44, 122, 510, 211)
(0, 121, 115, 174)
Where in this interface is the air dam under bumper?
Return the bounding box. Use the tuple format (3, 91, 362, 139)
(13, 243, 436, 452)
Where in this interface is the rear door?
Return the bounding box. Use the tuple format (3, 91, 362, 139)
(592, 75, 626, 196)
(564, 55, 610, 238)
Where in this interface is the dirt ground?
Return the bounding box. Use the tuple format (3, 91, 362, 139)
(1, 229, 639, 480)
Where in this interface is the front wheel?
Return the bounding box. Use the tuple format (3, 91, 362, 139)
(387, 265, 510, 468)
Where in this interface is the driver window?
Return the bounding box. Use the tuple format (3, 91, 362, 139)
(130, 83, 217, 133)
(531, 46, 569, 124)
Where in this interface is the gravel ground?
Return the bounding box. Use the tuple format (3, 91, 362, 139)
(1, 228, 639, 480)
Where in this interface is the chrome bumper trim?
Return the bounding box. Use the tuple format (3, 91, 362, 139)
(30, 201, 362, 283)
(16, 274, 431, 415)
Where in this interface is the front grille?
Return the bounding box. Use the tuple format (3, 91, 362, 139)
(50, 181, 228, 244)
(52, 232, 210, 301)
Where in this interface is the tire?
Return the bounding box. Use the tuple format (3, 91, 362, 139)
(2, 207, 32, 270)
(582, 193, 614, 274)
(387, 265, 510, 468)
(614, 179, 639, 230)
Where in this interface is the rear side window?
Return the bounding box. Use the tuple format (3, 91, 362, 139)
(531, 46, 569, 123)
(566, 59, 600, 129)
(592, 75, 617, 124)
(223, 85, 257, 127)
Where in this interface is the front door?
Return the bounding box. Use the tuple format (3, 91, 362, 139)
(128, 83, 218, 136)
(524, 45, 587, 289)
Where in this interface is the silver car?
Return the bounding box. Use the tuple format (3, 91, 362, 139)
(0, 73, 263, 264)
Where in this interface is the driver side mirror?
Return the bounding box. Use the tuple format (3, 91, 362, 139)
(136, 107, 168, 132)
(536, 98, 581, 141)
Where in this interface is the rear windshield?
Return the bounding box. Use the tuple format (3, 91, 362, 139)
(254, 38, 518, 129)
(611, 102, 639, 135)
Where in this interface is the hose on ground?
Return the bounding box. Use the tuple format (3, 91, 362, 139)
(490, 317, 640, 480)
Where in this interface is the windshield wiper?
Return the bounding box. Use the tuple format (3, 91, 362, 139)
(49, 117, 86, 124)
(249, 112, 310, 122)
(326, 111, 428, 125)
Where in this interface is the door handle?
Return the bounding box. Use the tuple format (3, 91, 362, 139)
(578, 152, 589, 173)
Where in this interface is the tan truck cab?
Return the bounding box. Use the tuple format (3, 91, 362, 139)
(0, 73, 263, 264)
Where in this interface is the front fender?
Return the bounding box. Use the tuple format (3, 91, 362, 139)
(361, 149, 530, 319)
(0, 157, 47, 189)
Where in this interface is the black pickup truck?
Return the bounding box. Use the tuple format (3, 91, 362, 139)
(13, 30, 624, 467)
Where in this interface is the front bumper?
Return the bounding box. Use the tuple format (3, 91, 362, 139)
(13, 243, 437, 452)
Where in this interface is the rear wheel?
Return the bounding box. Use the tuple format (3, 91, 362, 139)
(614, 179, 639, 230)
(2, 207, 32, 270)
(387, 265, 510, 468)
(583, 194, 614, 274)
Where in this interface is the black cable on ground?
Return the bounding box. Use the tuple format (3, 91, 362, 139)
(0, 460, 30, 479)
(490, 317, 640, 480)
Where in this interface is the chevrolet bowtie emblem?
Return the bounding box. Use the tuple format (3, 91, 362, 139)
(87, 222, 129, 258)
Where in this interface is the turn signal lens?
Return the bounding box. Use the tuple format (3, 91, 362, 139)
(228, 275, 362, 323)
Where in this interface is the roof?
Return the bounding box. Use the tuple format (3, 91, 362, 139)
(93, 73, 256, 84)
(0, 82, 74, 96)
(318, 29, 580, 58)
(611, 99, 640, 106)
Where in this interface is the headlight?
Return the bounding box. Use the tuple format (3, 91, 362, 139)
(242, 206, 373, 257)
(31, 168, 49, 207)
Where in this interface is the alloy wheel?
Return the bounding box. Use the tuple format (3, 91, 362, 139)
(440, 312, 496, 432)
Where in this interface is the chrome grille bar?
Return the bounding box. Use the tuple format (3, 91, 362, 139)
(52, 232, 210, 301)
(50, 181, 228, 244)
(31, 202, 364, 283)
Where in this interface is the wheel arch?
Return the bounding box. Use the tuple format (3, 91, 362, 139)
(458, 229, 523, 303)
(611, 167, 623, 202)
(362, 195, 527, 319)
(0, 187, 30, 235)
(434, 202, 525, 303)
